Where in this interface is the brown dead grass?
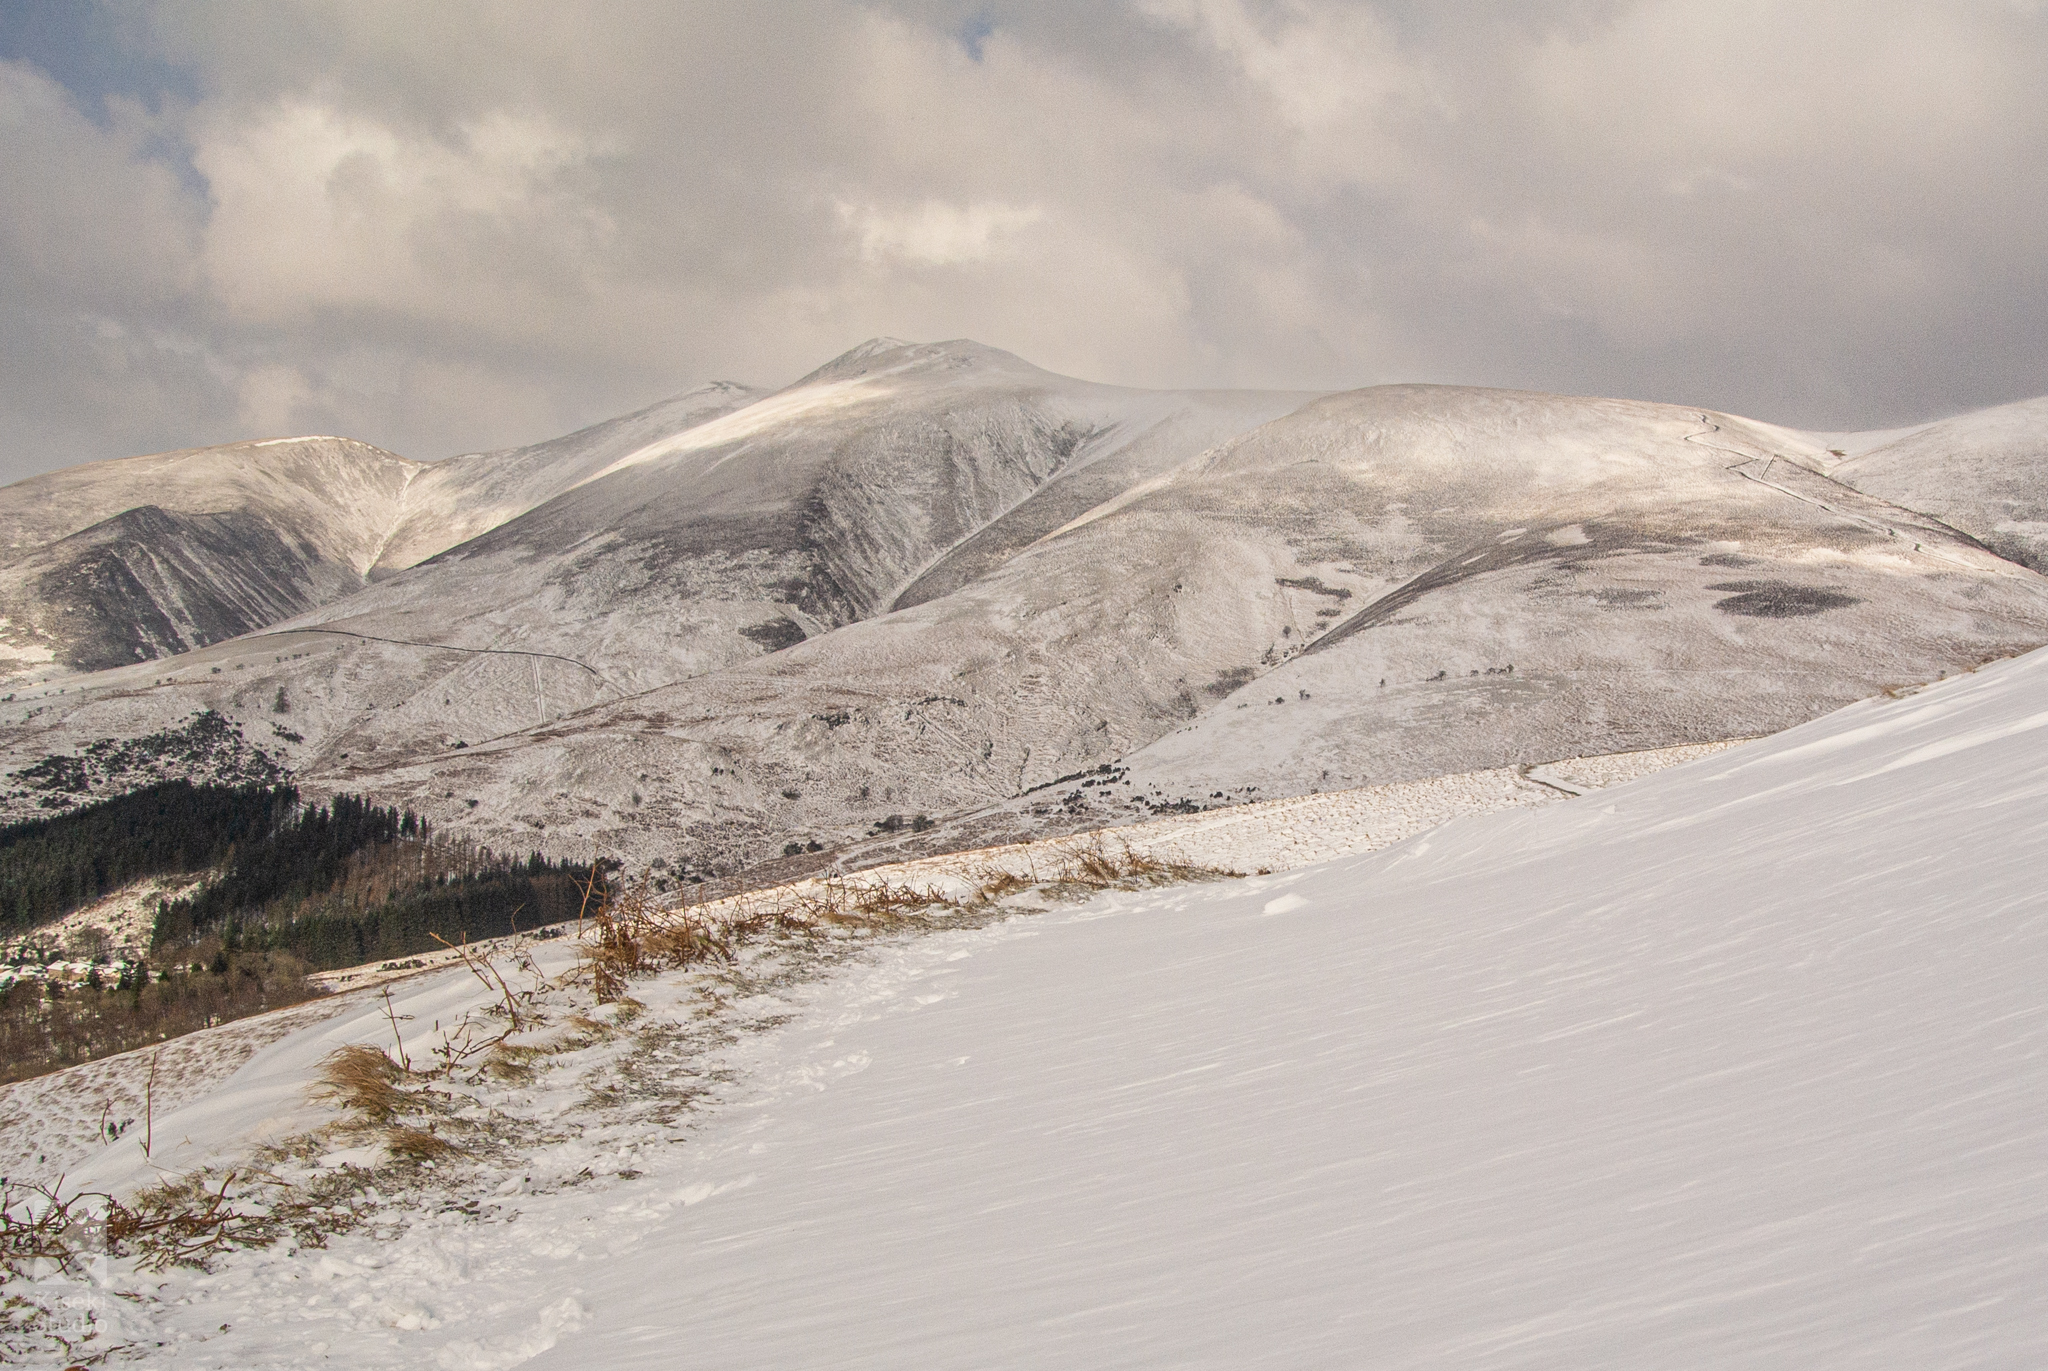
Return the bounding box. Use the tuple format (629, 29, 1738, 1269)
(382, 1125, 455, 1162)
(575, 832, 1235, 1003)
(1, 1169, 272, 1279)
(308, 1044, 406, 1123)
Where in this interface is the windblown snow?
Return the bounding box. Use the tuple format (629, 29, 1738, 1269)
(7, 642, 2048, 1367)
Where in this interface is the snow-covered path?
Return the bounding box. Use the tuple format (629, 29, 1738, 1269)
(524, 654, 2048, 1369)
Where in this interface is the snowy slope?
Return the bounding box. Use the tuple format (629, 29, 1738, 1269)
(1826, 394, 2048, 570)
(367, 381, 764, 576)
(508, 642, 2048, 1368)
(2, 353, 2046, 882)
(12, 639, 2048, 1367)
(0, 382, 766, 683)
(270, 340, 1317, 695)
(248, 379, 2048, 870)
(0, 437, 419, 675)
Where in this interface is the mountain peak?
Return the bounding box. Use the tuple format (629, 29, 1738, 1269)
(793, 337, 1032, 389)
(844, 337, 915, 361)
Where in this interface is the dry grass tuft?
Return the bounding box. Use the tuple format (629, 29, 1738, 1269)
(786, 875, 961, 929)
(309, 1044, 407, 1123)
(965, 865, 1034, 902)
(581, 878, 739, 1002)
(482, 1042, 547, 1082)
(575, 833, 1235, 1003)
(383, 1125, 456, 1162)
(1028, 833, 1235, 895)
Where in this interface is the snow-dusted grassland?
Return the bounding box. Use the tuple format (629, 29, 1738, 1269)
(1, 647, 2044, 1366)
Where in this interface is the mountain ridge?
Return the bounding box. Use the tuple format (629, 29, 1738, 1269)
(0, 343, 2044, 888)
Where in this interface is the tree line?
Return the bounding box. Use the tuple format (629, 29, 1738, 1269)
(0, 781, 297, 933)
(0, 781, 599, 970)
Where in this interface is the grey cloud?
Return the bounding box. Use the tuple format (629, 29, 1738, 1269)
(0, 1, 2043, 481)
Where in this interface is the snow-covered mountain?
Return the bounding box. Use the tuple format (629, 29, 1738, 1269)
(0, 384, 765, 679)
(0, 436, 417, 674)
(365, 381, 765, 578)
(1, 344, 2046, 881)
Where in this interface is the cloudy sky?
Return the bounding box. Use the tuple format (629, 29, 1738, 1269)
(1, 1, 2044, 480)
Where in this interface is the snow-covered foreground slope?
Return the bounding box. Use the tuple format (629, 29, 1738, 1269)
(12, 649, 2048, 1366)
(514, 651, 2048, 1369)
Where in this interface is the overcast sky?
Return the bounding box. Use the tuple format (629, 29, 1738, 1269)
(2, 1, 2045, 480)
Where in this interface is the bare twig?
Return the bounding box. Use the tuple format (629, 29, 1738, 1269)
(143, 1048, 161, 1160)
(377, 988, 413, 1073)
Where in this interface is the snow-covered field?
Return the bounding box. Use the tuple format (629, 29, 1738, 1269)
(6, 648, 2048, 1365)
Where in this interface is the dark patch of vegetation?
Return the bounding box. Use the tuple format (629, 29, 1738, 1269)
(1276, 575, 1353, 599)
(5, 710, 286, 814)
(0, 781, 297, 934)
(738, 617, 807, 651)
(0, 943, 318, 1086)
(1707, 580, 1861, 618)
(1203, 665, 1259, 699)
(1022, 762, 1125, 796)
(0, 784, 608, 1083)
(0, 782, 598, 971)
(152, 795, 597, 970)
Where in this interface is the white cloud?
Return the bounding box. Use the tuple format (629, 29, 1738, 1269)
(836, 199, 1044, 266)
(1137, 0, 1424, 145)
(0, 0, 2044, 479)
(233, 361, 317, 439)
(193, 100, 613, 331)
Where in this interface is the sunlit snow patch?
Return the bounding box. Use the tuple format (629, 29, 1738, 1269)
(570, 379, 894, 488)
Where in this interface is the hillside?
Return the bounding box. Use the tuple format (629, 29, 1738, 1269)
(0, 385, 765, 681)
(1825, 394, 2048, 571)
(0, 344, 2043, 882)
(0, 436, 417, 675)
(8, 632, 2048, 1367)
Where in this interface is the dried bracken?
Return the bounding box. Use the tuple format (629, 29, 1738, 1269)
(382, 1125, 456, 1162)
(1, 1170, 268, 1279)
(308, 1043, 407, 1123)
